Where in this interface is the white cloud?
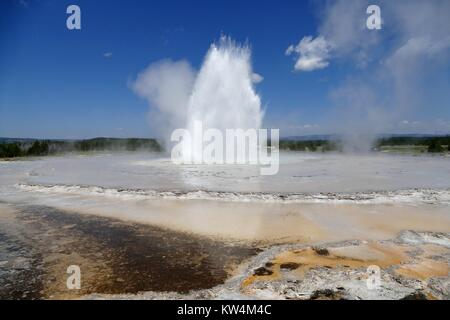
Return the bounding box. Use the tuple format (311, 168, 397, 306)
(287, 0, 450, 76)
(286, 0, 450, 135)
(285, 45, 294, 56)
(286, 36, 331, 71)
(251, 73, 264, 83)
(286, 0, 377, 71)
(103, 52, 113, 58)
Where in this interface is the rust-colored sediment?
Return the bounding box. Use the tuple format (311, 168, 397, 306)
(242, 242, 450, 289)
(396, 260, 449, 280)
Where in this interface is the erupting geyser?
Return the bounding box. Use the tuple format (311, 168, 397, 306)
(184, 37, 264, 163)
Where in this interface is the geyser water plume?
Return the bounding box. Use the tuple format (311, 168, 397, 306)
(184, 36, 264, 162)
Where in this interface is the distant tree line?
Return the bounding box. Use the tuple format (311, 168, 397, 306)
(2, 135, 449, 158)
(279, 136, 450, 153)
(279, 140, 341, 152)
(376, 136, 450, 153)
(72, 138, 162, 152)
(0, 138, 162, 159)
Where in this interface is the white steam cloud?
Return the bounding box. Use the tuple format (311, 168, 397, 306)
(131, 37, 264, 147)
(130, 59, 196, 143)
(286, 0, 450, 145)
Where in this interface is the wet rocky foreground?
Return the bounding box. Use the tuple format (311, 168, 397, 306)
(88, 231, 450, 300)
(0, 204, 259, 299)
(1, 202, 450, 300)
(238, 231, 450, 300)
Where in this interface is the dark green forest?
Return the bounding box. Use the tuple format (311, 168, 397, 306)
(279, 140, 340, 152)
(376, 136, 450, 153)
(279, 136, 450, 153)
(1, 135, 449, 159)
(0, 138, 162, 158)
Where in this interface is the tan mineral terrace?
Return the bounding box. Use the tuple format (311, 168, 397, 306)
(31, 195, 450, 244)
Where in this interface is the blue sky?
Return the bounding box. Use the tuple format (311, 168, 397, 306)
(1, 0, 449, 139)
